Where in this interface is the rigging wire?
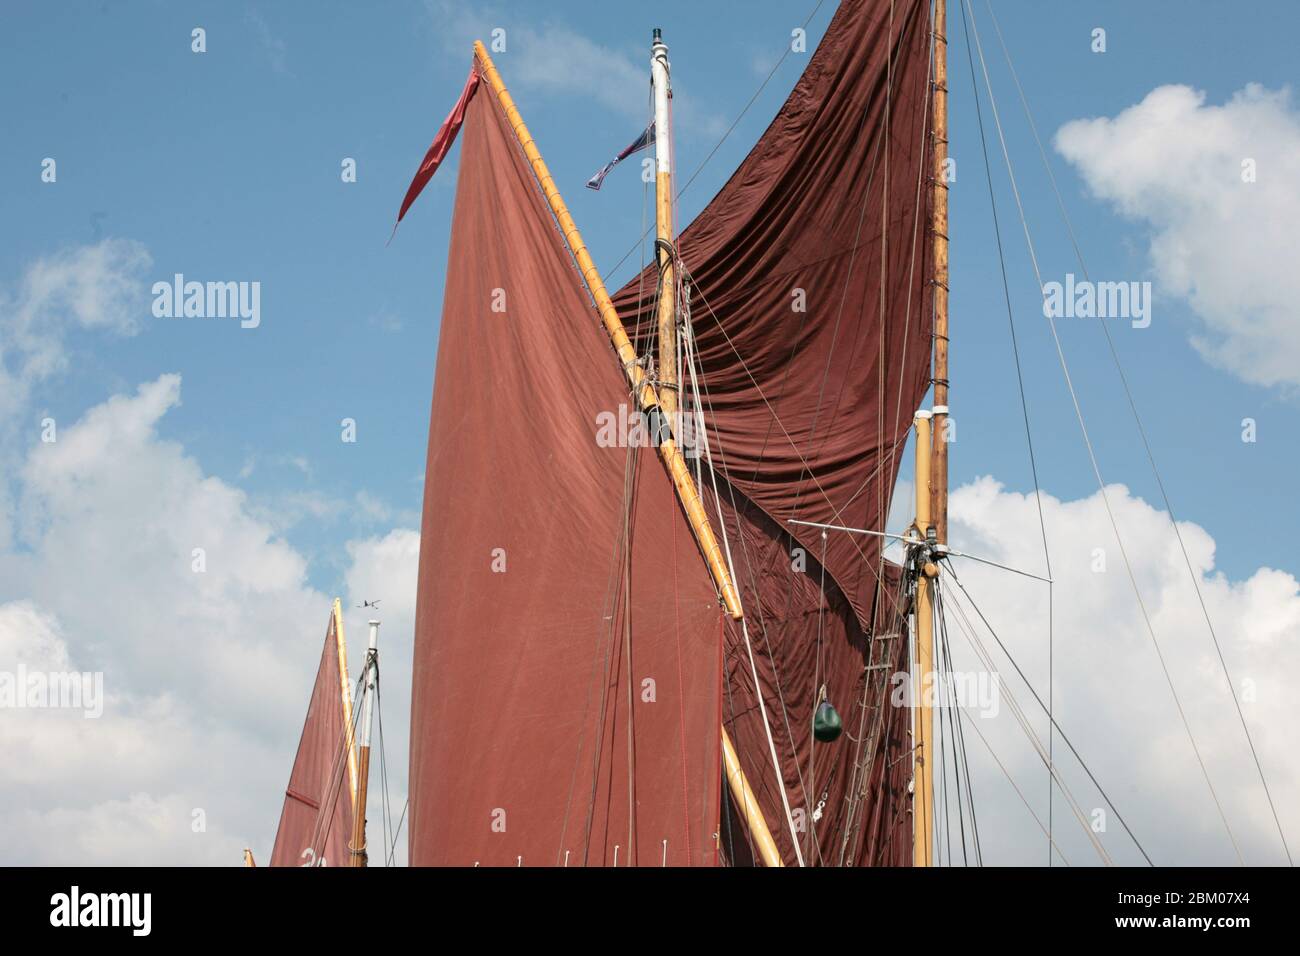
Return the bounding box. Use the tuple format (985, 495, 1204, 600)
(954, 0, 1056, 865)
(386, 799, 409, 868)
(960, 0, 1244, 865)
(940, 575, 1113, 865)
(945, 562, 1152, 864)
(556, 97, 657, 866)
(602, 0, 830, 284)
(935, 580, 981, 864)
(374, 659, 395, 866)
(956, 698, 1071, 866)
(980, 0, 1293, 868)
(681, 267, 817, 865)
(683, 306, 801, 866)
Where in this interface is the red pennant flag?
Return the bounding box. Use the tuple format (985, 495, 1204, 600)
(394, 66, 482, 227)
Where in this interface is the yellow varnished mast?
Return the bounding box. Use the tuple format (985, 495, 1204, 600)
(931, 0, 951, 544)
(914, 0, 949, 869)
(648, 28, 783, 868)
(912, 412, 938, 867)
(651, 29, 678, 429)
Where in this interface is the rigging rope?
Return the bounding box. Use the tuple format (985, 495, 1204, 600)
(939, 575, 1113, 864)
(980, 0, 1292, 868)
(961, 0, 1244, 866)
(955, 0, 1057, 867)
(602, 0, 831, 284)
(946, 563, 1153, 864)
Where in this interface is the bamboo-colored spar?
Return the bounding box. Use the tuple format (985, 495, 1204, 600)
(651, 31, 678, 427)
(242, 848, 256, 867)
(473, 40, 742, 620)
(333, 598, 359, 815)
(912, 411, 936, 868)
(721, 726, 784, 867)
(930, 0, 950, 545)
(348, 746, 371, 867)
(655, 184, 677, 422)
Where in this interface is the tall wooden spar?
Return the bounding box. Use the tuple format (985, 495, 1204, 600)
(651, 29, 678, 427)
(348, 620, 380, 867)
(649, 29, 784, 868)
(930, 0, 950, 544)
(914, 0, 949, 869)
(912, 412, 937, 867)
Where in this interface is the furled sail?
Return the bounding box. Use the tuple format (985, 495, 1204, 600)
(270, 602, 356, 866)
(409, 0, 932, 866)
(610, 0, 934, 867)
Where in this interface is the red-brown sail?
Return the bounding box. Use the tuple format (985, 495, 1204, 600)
(409, 0, 932, 866)
(270, 611, 355, 866)
(408, 77, 722, 866)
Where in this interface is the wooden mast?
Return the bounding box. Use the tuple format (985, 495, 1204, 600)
(910, 0, 949, 871)
(649, 29, 784, 870)
(912, 411, 937, 867)
(930, 0, 950, 544)
(473, 40, 743, 621)
(348, 620, 379, 867)
(651, 28, 678, 430)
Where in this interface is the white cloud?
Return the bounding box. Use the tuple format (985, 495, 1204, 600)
(0, 239, 150, 417)
(938, 477, 1299, 865)
(3, 371, 1295, 865)
(0, 238, 420, 865)
(0, 371, 422, 864)
(246, 9, 291, 77)
(2, 236, 1291, 865)
(1055, 84, 1300, 389)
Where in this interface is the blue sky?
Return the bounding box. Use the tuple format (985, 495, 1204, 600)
(3, 0, 1294, 589)
(2, 1, 1298, 865)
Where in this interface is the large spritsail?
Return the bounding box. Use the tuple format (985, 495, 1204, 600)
(409, 0, 933, 866)
(270, 601, 357, 866)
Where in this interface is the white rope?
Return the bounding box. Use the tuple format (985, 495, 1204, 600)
(941, 578, 1112, 864)
(683, 305, 806, 868)
(961, 0, 1243, 865)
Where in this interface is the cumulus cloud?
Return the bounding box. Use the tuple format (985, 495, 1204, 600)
(0, 239, 421, 865)
(3, 379, 1295, 865)
(2, 238, 1292, 865)
(0, 238, 150, 417)
(937, 477, 1299, 865)
(0, 376, 325, 863)
(1055, 84, 1300, 389)
(0, 373, 425, 865)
